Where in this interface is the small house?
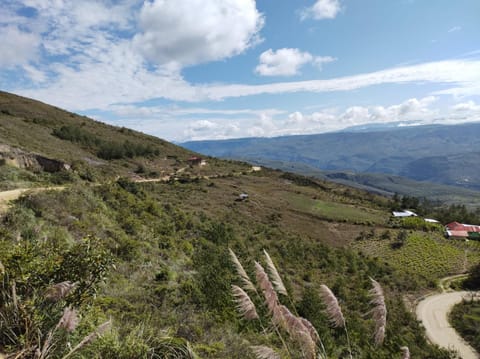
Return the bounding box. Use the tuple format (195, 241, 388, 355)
(392, 210, 417, 217)
(445, 222, 480, 239)
(187, 156, 203, 166)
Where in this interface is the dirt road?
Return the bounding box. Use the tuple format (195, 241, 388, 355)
(0, 186, 64, 213)
(416, 290, 479, 359)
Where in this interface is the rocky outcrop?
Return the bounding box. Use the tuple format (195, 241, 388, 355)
(35, 155, 71, 172)
(0, 144, 70, 172)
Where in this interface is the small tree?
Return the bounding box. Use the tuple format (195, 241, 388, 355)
(391, 230, 408, 249)
(464, 262, 480, 290)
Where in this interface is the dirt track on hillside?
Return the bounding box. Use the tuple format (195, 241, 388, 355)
(0, 186, 64, 213)
(417, 289, 479, 359)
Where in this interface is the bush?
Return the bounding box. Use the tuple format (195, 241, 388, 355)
(464, 262, 480, 290)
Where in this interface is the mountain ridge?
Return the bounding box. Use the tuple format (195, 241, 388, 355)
(182, 122, 480, 194)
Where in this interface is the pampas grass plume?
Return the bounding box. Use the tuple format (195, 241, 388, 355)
(58, 307, 79, 333)
(319, 284, 345, 328)
(231, 285, 258, 320)
(229, 249, 257, 293)
(274, 305, 316, 359)
(400, 346, 410, 359)
(45, 281, 77, 302)
(263, 250, 287, 296)
(250, 345, 280, 359)
(255, 261, 278, 314)
(369, 278, 387, 346)
(299, 317, 320, 344)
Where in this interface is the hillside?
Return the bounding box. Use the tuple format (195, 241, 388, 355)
(0, 91, 475, 358)
(233, 157, 480, 207)
(0, 91, 249, 185)
(182, 123, 480, 194)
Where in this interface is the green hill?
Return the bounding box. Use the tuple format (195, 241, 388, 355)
(0, 91, 473, 358)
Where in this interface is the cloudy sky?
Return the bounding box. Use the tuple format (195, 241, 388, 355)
(1, 0, 480, 141)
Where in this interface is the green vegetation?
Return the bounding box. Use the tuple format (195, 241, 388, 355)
(53, 125, 160, 160)
(353, 232, 480, 287)
(463, 262, 480, 290)
(390, 217, 443, 232)
(450, 300, 480, 353)
(0, 91, 468, 357)
(52, 125, 102, 147)
(0, 177, 455, 358)
(287, 194, 386, 225)
(0, 165, 39, 190)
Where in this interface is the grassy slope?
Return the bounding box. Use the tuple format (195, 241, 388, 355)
(450, 300, 480, 352)
(0, 91, 470, 358)
(0, 91, 248, 182)
(205, 157, 480, 207)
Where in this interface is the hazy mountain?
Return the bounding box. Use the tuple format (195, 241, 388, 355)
(182, 122, 480, 190)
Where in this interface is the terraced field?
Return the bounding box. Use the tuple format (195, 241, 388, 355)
(284, 193, 387, 225)
(353, 233, 480, 284)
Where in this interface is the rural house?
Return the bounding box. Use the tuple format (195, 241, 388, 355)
(445, 221, 480, 239)
(392, 210, 417, 217)
(187, 156, 203, 166)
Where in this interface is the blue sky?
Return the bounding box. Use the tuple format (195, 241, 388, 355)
(1, 0, 479, 141)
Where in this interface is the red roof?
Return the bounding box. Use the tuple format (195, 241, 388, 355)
(446, 222, 480, 232)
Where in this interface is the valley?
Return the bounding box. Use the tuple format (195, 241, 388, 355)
(0, 92, 479, 358)
(182, 123, 480, 205)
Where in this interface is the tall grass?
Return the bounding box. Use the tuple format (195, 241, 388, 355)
(229, 249, 390, 359)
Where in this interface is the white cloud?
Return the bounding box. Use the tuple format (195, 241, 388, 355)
(452, 100, 480, 112)
(183, 120, 241, 141)
(205, 60, 480, 100)
(250, 96, 441, 138)
(0, 26, 39, 67)
(2, 1, 480, 119)
(190, 120, 217, 131)
(448, 26, 461, 33)
(255, 48, 335, 76)
(99, 96, 480, 142)
(301, 0, 342, 20)
(109, 104, 285, 118)
(15, 58, 480, 112)
(133, 0, 264, 67)
(23, 64, 47, 83)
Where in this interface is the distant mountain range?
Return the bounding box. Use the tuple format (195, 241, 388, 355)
(182, 122, 480, 202)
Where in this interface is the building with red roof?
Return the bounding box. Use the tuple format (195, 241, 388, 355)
(445, 222, 480, 239)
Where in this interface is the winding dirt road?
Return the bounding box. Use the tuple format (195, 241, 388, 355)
(416, 289, 479, 358)
(0, 186, 64, 213)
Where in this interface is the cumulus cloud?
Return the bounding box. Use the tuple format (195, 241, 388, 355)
(97, 95, 480, 142)
(301, 0, 342, 20)
(133, 0, 264, 67)
(452, 100, 480, 111)
(257, 96, 441, 138)
(183, 119, 241, 141)
(0, 26, 39, 67)
(255, 48, 335, 76)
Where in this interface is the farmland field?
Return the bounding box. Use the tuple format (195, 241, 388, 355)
(284, 193, 387, 225)
(353, 233, 480, 285)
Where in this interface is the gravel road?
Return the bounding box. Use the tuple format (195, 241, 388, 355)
(416, 291, 479, 359)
